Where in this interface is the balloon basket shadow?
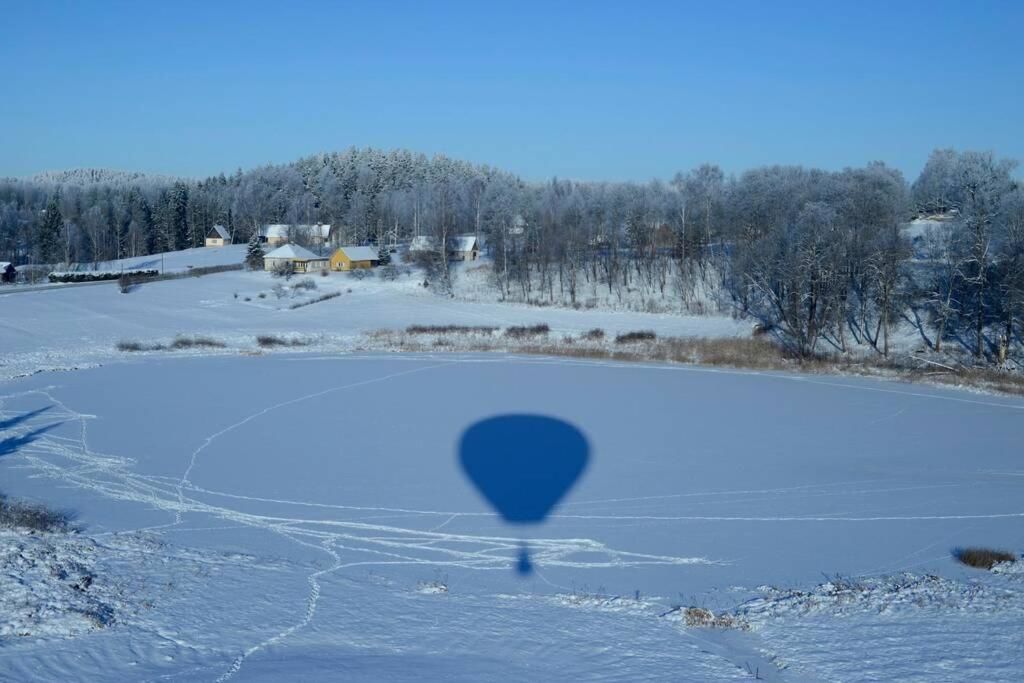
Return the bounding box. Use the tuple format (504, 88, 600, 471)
(516, 543, 533, 576)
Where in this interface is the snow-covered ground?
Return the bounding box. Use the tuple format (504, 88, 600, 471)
(0, 261, 749, 382)
(1, 249, 1022, 680)
(1, 352, 1023, 681)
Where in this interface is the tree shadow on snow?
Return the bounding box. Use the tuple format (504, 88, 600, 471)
(0, 422, 64, 458)
(0, 405, 52, 432)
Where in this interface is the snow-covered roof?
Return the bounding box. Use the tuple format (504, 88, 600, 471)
(208, 224, 230, 240)
(451, 235, 478, 252)
(409, 235, 436, 252)
(260, 224, 290, 239)
(0, 261, 13, 270)
(264, 244, 323, 261)
(260, 224, 331, 239)
(336, 246, 379, 262)
(409, 235, 478, 252)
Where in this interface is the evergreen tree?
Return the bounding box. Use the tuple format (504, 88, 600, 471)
(38, 196, 63, 264)
(377, 243, 391, 266)
(245, 233, 265, 270)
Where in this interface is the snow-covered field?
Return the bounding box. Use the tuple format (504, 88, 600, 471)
(2, 252, 1023, 681)
(0, 260, 748, 382)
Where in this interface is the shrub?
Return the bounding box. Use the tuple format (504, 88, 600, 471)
(581, 328, 605, 341)
(272, 283, 287, 299)
(380, 264, 399, 281)
(505, 324, 550, 339)
(256, 335, 312, 348)
(293, 277, 317, 291)
(244, 297, 251, 301)
(271, 261, 295, 279)
(615, 330, 657, 344)
(117, 274, 135, 293)
(320, 268, 329, 277)
(258, 292, 266, 299)
(954, 547, 1017, 569)
(116, 340, 146, 352)
(0, 496, 72, 532)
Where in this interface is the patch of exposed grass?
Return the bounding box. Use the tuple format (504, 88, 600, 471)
(0, 495, 73, 532)
(505, 323, 550, 339)
(682, 607, 748, 630)
(256, 334, 313, 348)
(615, 330, 657, 344)
(954, 547, 1017, 569)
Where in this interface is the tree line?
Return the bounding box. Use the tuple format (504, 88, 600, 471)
(1, 147, 1021, 364)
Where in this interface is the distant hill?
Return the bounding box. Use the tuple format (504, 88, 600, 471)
(26, 168, 183, 185)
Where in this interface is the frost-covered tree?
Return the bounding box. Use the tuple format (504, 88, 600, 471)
(245, 233, 265, 270)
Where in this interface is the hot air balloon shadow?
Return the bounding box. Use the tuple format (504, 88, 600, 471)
(459, 414, 590, 575)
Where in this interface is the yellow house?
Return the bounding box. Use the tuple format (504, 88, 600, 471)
(331, 246, 380, 271)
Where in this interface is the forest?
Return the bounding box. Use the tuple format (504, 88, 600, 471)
(1, 147, 1022, 364)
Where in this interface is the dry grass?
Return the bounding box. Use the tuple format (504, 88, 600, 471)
(954, 547, 1017, 569)
(682, 607, 748, 630)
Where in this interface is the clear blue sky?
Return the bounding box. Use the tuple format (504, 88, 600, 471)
(2, 0, 1021, 182)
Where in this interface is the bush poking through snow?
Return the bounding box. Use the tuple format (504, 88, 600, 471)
(581, 328, 605, 341)
(256, 335, 313, 348)
(504, 324, 550, 339)
(615, 330, 657, 344)
(117, 274, 135, 294)
(954, 547, 1017, 570)
(406, 324, 498, 335)
(169, 336, 225, 350)
(117, 336, 225, 352)
(293, 277, 317, 291)
(0, 496, 72, 532)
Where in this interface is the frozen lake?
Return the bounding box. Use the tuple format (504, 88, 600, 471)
(2, 354, 1023, 680)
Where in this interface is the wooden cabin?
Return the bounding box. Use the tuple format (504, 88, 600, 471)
(330, 246, 380, 271)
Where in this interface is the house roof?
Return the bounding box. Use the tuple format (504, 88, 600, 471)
(336, 246, 379, 261)
(409, 235, 478, 252)
(409, 235, 436, 251)
(208, 224, 230, 240)
(260, 224, 331, 239)
(264, 244, 322, 260)
(451, 235, 478, 252)
(0, 261, 13, 270)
